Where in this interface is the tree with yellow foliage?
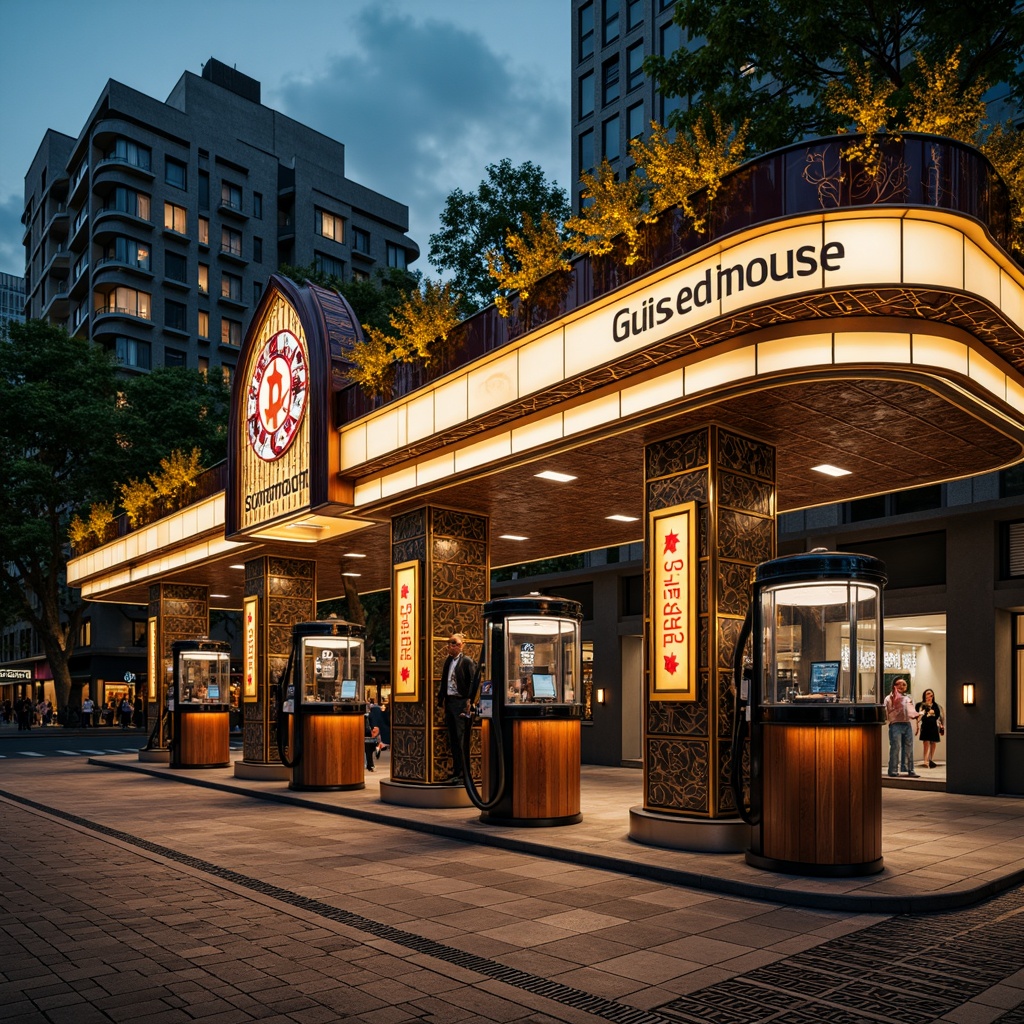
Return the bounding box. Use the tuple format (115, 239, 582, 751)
(565, 160, 649, 266)
(487, 212, 571, 325)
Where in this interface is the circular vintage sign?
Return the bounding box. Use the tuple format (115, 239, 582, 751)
(245, 330, 308, 461)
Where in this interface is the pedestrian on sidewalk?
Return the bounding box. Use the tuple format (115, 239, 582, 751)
(81, 695, 94, 728)
(885, 677, 921, 777)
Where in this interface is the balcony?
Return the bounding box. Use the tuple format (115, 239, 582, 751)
(94, 155, 155, 182)
(218, 197, 248, 221)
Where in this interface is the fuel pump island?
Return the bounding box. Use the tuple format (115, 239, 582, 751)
(168, 639, 231, 770)
(464, 596, 585, 827)
(732, 551, 888, 876)
(277, 620, 368, 791)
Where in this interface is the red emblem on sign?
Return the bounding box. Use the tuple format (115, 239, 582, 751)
(246, 330, 308, 461)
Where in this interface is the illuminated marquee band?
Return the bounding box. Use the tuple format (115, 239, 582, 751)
(613, 242, 846, 343)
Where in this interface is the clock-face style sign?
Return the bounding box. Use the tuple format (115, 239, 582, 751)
(246, 330, 308, 461)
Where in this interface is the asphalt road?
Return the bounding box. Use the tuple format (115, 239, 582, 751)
(0, 726, 241, 759)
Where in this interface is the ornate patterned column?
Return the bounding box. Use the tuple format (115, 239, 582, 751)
(234, 556, 316, 780)
(145, 583, 209, 758)
(388, 506, 488, 789)
(630, 426, 775, 851)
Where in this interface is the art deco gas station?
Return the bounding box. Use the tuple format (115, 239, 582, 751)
(68, 135, 1024, 873)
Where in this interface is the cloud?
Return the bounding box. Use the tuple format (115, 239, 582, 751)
(274, 5, 569, 274)
(0, 193, 25, 277)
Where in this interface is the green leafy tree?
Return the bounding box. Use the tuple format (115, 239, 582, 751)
(428, 159, 571, 314)
(0, 320, 124, 712)
(646, 0, 1024, 156)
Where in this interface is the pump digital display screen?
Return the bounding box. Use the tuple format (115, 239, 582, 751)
(340, 679, 357, 700)
(809, 661, 841, 693)
(531, 674, 556, 699)
(207, 684, 220, 700)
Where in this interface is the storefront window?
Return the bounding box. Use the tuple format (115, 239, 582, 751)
(1014, 614, 1024, 730)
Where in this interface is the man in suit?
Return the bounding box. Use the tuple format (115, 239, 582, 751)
(436, 633, 477, 784)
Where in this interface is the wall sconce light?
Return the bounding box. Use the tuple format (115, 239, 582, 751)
(962, 683, 976, 706)
(596, 688, 606, 705)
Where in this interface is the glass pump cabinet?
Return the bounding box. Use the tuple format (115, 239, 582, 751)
(169, 639, 231, 769)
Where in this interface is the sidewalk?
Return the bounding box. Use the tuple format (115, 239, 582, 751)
(85, 751, 1024, 915)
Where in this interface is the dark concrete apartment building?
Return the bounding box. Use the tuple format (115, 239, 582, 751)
(21, 58, 419, 382)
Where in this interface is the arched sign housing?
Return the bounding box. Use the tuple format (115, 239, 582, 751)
(225, 274, 367, 543)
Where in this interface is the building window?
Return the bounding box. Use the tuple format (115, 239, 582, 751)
(626, 0, 642, 31)
(198, 310, 209, 338)
(314, 251, 344, 279)
(253, 237, 263, 263)
(603, 115, 620, 161)
(80, 619, 92, 648)
(198, 263, 209, 294)
(253, 192, 263, 219)
(580, 128, 595, 175)
(603, 0, 620, 45)
(627, 101, 645, 141)
(221, 364, 234, 386)
(352, 268, 369, 282)
(221, 317, 242, 346)
(105, 188, 150, 221)
(602, 57, 620, 105)
(627, 42, 645, 91)
(198, 171, 210, 211)
(101, 236, 150, 271)
(164, 202, 187, 234)
(164, 348, 186, 367)
(198, 217, 209, 246)
(386, 243, 406, 269)
(107, 138, 150, 170)
(221, 181, 242, 211)
(220, 227, 242, 257)
(579, 71, 595, 118)
(198, 356, 209, 376)
(316, 208, 344, 243)
(221, 272, 242, 301)
(165, 157, 187, 190)
(1014, 614, 1024, 730)
(660, 18, 682, 56)
(96, 286, 151, 319)
(114, 336, 151, 370)
(253, 281, 262, 305)
(164, 251, 187, 283)
(579, 1, 594, 58)
(352, 227, 371, 254)
(165, 299, 186, 331)
(845, 485, 943, 523)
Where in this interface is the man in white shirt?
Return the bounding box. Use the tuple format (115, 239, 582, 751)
(81, 695, 94, 728)
(435, 634, 477, 784)
(885, 678, 921, 777)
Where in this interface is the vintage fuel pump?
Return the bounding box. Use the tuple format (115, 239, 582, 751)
(462, 596, 584, 826)
(168, 639, 231, 769)
(730, 550, 888, 876)
(276, 620, 366, 791)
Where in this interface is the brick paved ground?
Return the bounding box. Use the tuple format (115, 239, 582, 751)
(2, 757, 1023, 1024)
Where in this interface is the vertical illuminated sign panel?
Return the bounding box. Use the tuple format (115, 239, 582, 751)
(243, 595, 258, 701)
(147, 617, 157, 700)
(649, 502, 697, 701)
(393, 561, 419, 702)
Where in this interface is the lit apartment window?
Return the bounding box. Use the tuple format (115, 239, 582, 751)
(221, 181, 242, 211)
(107, 138, 150, 170)
(603, 115, 620, 161)
(80, 619, 91, 647)
(221, 317, 242, 346)
(114, 336, 151, 370)
(198, 263, 209, 294)
(221, 272, 242, 301)
(602, 57, 620, 104)
(164, 202, 187, 234)
(314, 251, 344, 279)
(221, 364, 234, 386)
(164, 251, 187, 283)
(316, 208, 344, 243)
(198, 356, 209, 376)
(221, 227, 242, 257)
(96, 285, 151, 319)
(579, 1, 594, 58)
(627, 42, 644, 90)
(165, 157, 187, 190)
(198, 217, 209, 246)
(386, 242, 406, 269)
(198, 310, 209, 338)
(579, 71, 595, 118)
(603, 0, 620, 44)
(352, 227, 371, 254)
(165, 299, 187, 331)
(101, 237, 150, 271)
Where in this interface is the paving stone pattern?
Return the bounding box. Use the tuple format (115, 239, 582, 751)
(1, 760, 1023, 1024)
